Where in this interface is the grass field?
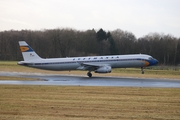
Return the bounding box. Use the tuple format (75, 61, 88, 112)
(0, 85, 180, 120)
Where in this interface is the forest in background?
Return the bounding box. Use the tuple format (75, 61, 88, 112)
(0, 28, 180, 65)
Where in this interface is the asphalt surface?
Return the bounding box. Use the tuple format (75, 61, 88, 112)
(0, 72, 180, 87)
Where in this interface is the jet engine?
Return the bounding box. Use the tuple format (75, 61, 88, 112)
(95, 66, 111, 73)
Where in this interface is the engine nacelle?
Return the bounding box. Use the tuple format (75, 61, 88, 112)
(95, 66, 111, 73)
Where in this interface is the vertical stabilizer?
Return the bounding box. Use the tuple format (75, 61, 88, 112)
(19, 41, 42, 61)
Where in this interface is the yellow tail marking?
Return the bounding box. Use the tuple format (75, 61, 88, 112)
(20, 46, 29, 52)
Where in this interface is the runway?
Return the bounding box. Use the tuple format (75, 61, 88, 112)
(0, 72, 180, 87)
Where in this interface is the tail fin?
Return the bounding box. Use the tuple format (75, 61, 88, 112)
(19, 41, 42, 61)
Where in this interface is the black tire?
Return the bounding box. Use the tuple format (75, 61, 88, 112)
(87, 72, 92, 78)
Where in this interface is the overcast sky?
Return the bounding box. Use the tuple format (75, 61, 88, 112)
(0, 0, 180, 38)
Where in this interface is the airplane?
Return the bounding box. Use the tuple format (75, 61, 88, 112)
(18, 41, 158, 77)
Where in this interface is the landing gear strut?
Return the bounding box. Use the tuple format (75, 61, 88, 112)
(87, 71, 92, 78)
(141, 67, 144, 74)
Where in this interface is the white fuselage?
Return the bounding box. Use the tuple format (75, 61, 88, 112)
(18, 54, 157, 71)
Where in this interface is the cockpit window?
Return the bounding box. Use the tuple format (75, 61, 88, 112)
(148, 57, 153, 60)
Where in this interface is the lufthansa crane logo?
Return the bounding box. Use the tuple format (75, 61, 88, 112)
(20, 46, 29, 52)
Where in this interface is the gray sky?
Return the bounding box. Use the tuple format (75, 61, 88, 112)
(0, 0, 180, 38)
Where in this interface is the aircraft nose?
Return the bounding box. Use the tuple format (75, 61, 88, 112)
(149, 59, 158, 66)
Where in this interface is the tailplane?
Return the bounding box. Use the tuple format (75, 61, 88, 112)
(19, 41, 42, 61)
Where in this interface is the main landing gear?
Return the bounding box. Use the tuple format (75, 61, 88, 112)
(87, 71, 92, 78)
(141, 67, 144, 74)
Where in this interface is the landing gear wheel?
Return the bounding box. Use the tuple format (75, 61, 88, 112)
(87, 72, 92, 78)
(141, 67, 144, 74)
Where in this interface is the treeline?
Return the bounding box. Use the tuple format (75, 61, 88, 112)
(0, 28, 180, 65)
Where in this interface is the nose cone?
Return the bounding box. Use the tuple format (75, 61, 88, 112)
(151, 59, 158, 66)
(148, 59, 158, 66)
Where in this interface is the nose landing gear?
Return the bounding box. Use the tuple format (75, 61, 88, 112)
(141, 67, 144, 74)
